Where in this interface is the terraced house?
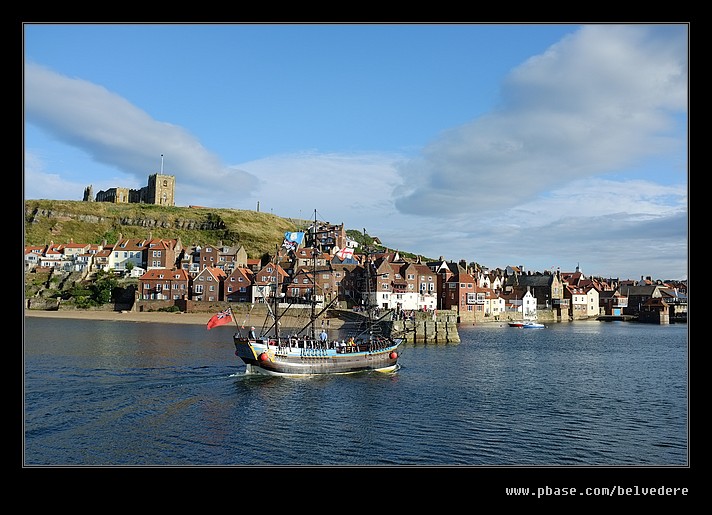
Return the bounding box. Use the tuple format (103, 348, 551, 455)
(25, 231, 686, 324)
(139, 268, 190, 300)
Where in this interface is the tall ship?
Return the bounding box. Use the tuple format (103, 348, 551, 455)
(230, 210, 402, 376)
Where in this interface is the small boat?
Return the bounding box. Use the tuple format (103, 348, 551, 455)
(508, 321, 524, 327)
(522, 321, 545, 329)
(230, 210, 402, 376)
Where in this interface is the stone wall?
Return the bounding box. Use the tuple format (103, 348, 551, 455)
(387, 311, 460, 343)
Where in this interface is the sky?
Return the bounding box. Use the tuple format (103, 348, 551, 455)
(23, 23, 688, 281)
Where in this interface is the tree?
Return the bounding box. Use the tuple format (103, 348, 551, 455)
(91, 270, 119, 305)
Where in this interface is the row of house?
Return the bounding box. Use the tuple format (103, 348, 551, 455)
(25, 229, 687, 322)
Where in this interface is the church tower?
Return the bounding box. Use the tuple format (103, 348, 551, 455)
(145, 173, 175, 206)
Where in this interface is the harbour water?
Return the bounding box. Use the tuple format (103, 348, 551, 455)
(23, 316, 688, 471)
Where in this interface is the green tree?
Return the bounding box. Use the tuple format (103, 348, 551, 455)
(91, 270, 119, 305)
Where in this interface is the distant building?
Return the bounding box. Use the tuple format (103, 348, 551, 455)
(89, 173, 175, 206)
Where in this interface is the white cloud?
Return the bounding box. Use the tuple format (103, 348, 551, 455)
(23, 150, 87, 200)
(24, 62, 259, 204)
(236, 151, 405, 222)
(394, 24, 687, 218)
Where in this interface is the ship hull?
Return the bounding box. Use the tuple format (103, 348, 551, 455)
(234, 337, 401, 376)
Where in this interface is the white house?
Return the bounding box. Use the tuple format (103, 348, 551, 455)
(522, 289, 538, 319)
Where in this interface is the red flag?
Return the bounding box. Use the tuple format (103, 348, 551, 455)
(206, 308, 232, 330)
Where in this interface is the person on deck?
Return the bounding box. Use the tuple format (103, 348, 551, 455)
(249, 326, 256, 339)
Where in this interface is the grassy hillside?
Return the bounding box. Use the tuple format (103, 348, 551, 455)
(24, 200, 302, 259)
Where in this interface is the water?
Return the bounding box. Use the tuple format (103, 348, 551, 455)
(23, 317, 688, 468)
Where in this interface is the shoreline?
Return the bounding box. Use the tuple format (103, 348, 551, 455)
(23, 308, 348, 329)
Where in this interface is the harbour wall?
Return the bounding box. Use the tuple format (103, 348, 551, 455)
(384, 311, 460, 344)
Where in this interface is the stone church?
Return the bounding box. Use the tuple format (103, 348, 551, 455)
(84, 173, 175, 206)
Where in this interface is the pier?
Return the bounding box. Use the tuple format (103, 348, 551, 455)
(330, 308, 460, 344)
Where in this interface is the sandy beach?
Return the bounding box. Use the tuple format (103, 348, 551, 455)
(25, 309, 217, 325)
(24, 308, 347, 329)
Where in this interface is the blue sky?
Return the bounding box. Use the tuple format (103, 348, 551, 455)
(23, 23, 688, 281)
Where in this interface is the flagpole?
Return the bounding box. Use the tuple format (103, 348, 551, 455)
(228, 305, 242, 336)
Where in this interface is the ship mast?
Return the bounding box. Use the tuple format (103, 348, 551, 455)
(310, 209, 318, 342)
(273, 244, 282, 341)
(364, 227, 374, 343)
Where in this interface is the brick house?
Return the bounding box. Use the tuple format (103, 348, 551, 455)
(253, 262, 289, 304)
(443, 270, 477, 321)
(139, 268, 190, 300)
(287, 267, 315, 304)
(198, 244, 221, 270)
(191, 266, 227, 302)
(224, 267, 254, 303)
(200, 242, 248, 272)
(145, 238, 182, 270)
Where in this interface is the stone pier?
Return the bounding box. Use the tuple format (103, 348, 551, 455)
(386, 311, 460, 343)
